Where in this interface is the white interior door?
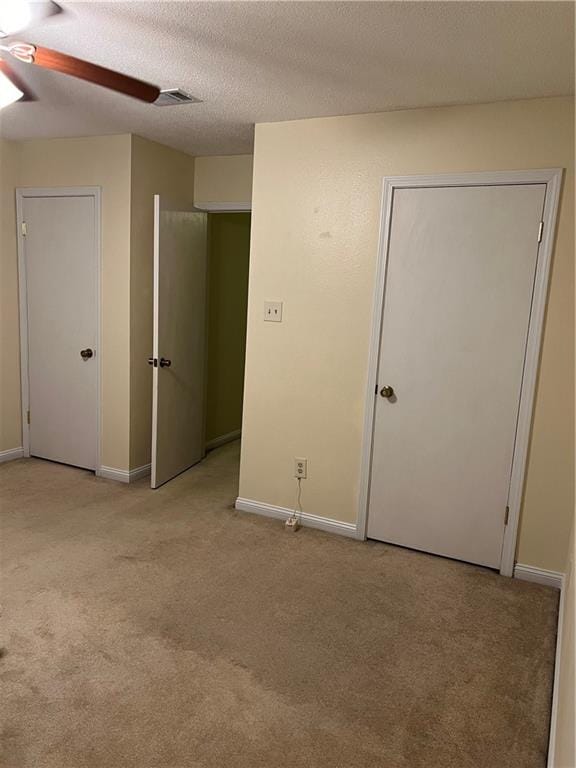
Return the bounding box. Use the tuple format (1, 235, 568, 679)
(21, 194, 98, 470)
(151, 197, 208, 488)
(368, 184, 546, 568)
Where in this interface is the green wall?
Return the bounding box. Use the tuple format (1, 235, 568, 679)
(206, 213, 251, 443)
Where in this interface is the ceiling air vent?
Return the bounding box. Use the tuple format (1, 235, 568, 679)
(154, 89, 202, 107)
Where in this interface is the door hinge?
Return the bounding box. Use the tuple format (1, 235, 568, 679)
(27, 409, 30, 425)
(504, 505, 510, 526)
(537, 221, 543, 243)
(21, 221, 27, 236)
(375, 383, 378, 395)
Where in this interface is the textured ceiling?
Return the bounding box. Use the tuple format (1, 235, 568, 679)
(0, 1, 574, 156)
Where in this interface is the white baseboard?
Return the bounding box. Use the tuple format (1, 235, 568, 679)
(206, 429, 241, 451)
(129, 463, 152, 481)
(235, 497, 359, 539)
(0, 447, 24, 463)
(97, 463, 151, 484)
(514, 563, 564, 590)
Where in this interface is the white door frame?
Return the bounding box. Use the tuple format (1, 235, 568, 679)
(357, 169, 563, 577)
(16, 186, 102, 469)
(194, 202, 251, 212)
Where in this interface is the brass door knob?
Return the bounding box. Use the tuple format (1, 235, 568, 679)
(380, 385, 394, 398)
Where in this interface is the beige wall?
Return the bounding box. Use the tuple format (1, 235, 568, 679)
(3, 135, 132, 469)
(0, 139, 23, 453)
(129, 135, 195, 469)
(241, 96, 574, 573)
(194, 155, 253, 204)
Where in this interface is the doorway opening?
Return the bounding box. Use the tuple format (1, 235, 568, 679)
(150, 200, 251, 488)
(205, 212, 251, 452)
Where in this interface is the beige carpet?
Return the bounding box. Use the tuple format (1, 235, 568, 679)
(1, 442, 558, 768)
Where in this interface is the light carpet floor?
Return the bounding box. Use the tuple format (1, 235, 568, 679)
(1, 442, 558, 768)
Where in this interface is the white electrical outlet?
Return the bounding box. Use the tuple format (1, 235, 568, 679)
(294, 457, 307, 479)
(264, 301, 283, 322)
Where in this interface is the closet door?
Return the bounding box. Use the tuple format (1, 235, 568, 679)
(367, 183, 546, 568)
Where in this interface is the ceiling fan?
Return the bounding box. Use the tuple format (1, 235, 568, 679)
(0, 0, 162, 109)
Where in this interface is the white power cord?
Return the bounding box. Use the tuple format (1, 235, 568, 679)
(285, 477, 302, 532)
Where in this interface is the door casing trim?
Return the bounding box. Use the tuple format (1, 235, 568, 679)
(194, 201, 251, 212)
(16, 186, 102, 472)
(357, 169, 563, 577)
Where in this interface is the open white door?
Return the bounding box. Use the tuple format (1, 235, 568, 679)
(151, 196, 208, 488)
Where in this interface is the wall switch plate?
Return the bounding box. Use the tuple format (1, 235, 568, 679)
(294, 457, 307, 479)
(264, 301, 283, 322)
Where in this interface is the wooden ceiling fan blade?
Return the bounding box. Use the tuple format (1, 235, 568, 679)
(17, 44, 160, 103)
(0, 58, 35, 100)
